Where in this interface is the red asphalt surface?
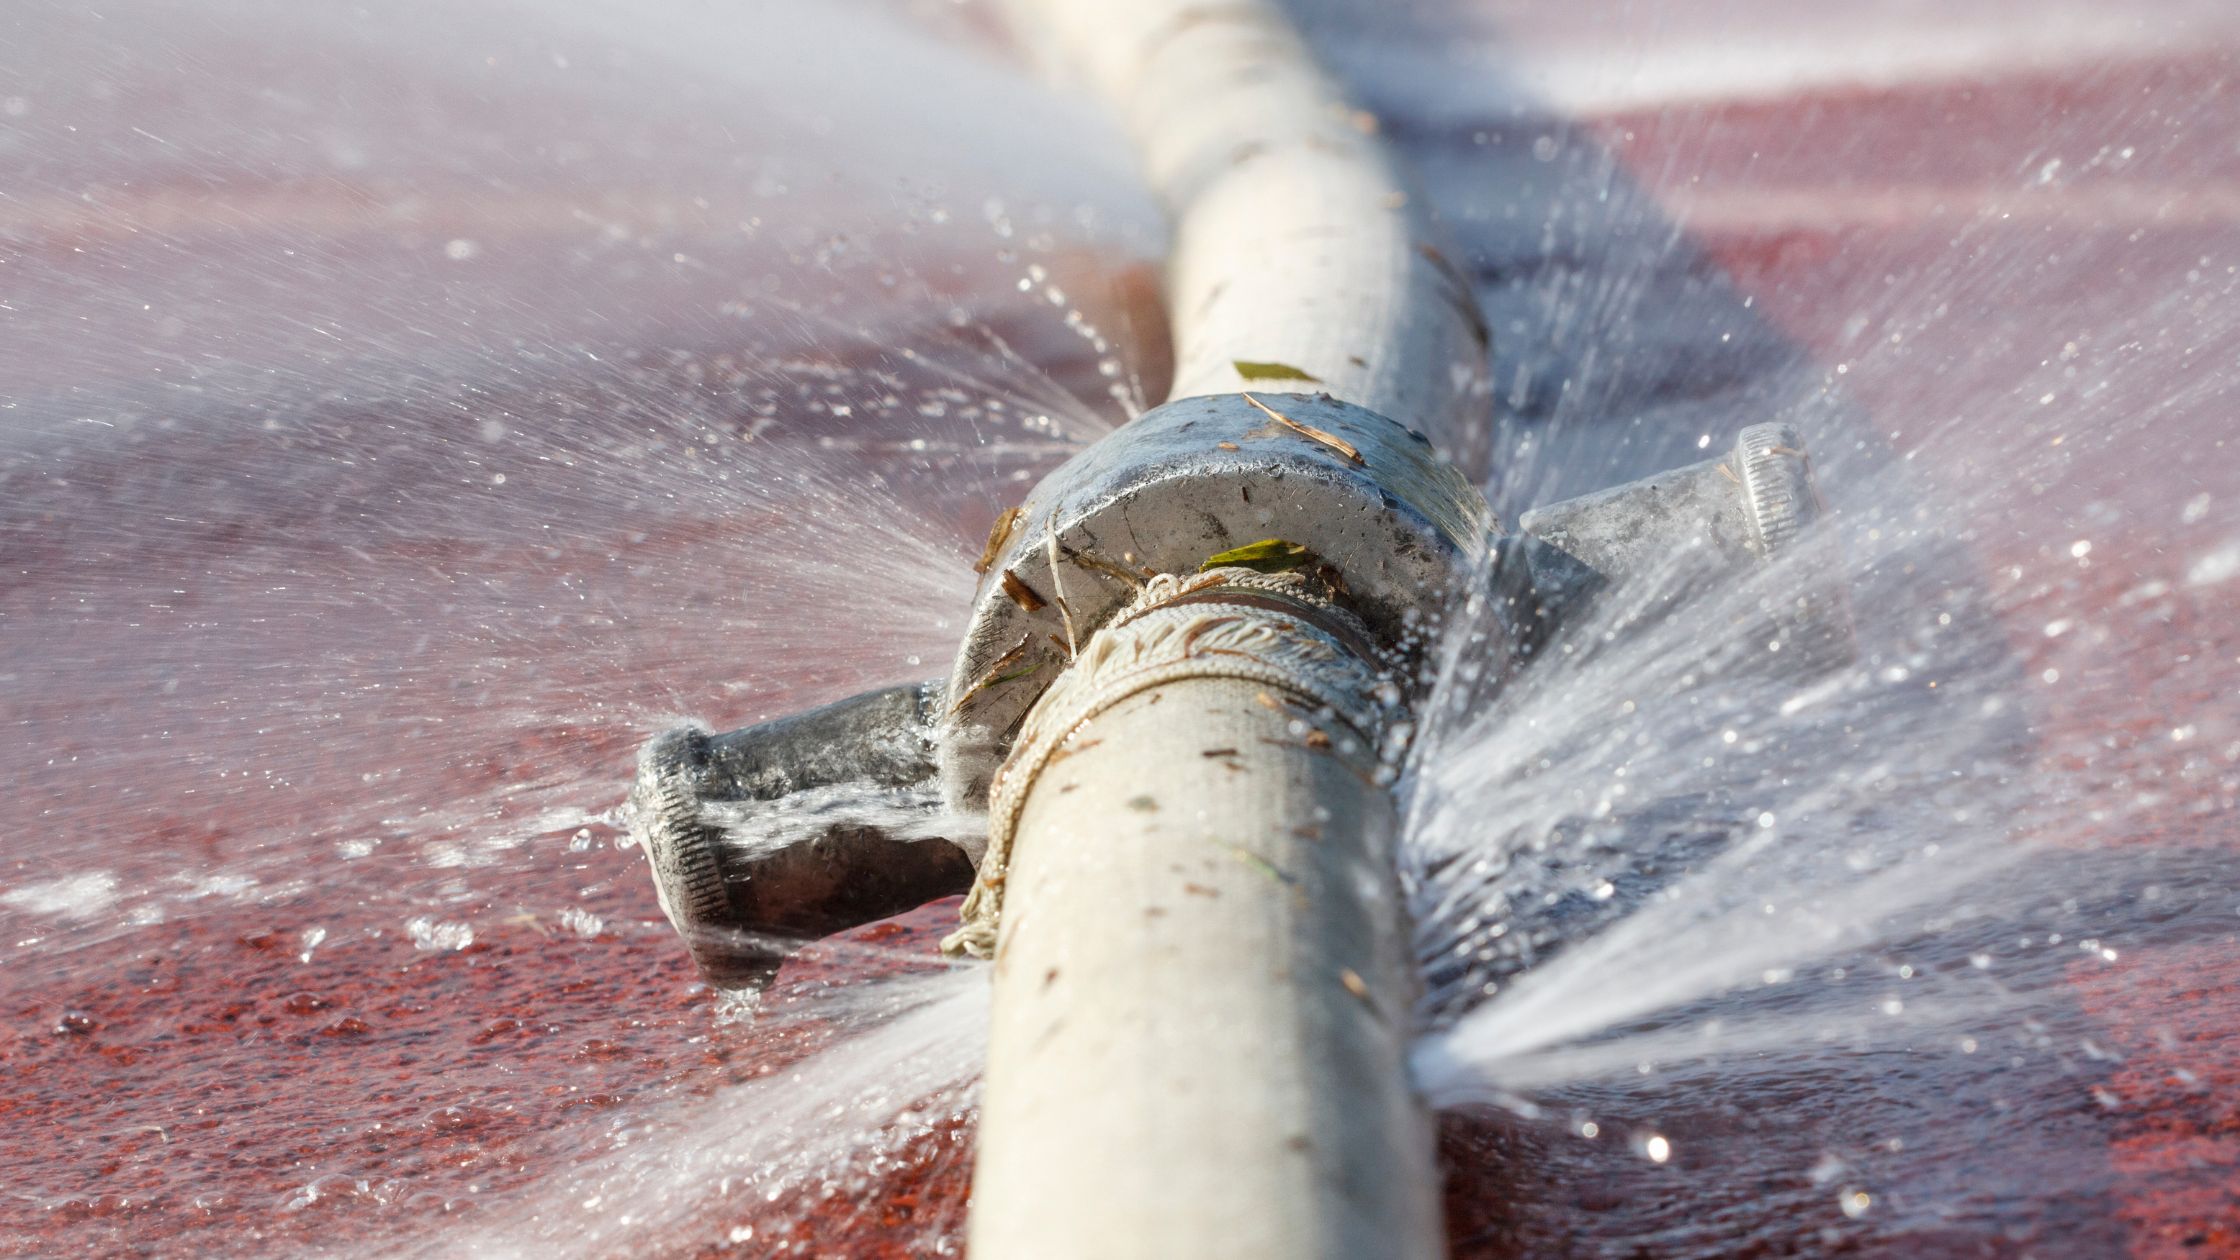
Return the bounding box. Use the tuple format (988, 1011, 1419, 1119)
(3, 1, 2236, 1256)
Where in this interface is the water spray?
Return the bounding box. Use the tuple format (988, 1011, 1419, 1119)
(630, 1, 1849, 1254)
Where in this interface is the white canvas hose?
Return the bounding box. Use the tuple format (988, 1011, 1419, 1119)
(999, 0, 1490, 463)
(964, 2, 1483, 1256)
(967, 569, 1441, 1260)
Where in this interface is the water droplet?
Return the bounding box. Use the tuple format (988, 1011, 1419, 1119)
(405, 917, 474, 952)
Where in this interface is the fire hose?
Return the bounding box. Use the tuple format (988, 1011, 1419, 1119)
(629, 2, 1847, 1255)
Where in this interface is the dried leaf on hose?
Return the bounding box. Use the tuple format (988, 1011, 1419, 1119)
(1000, 569, 1046, 612)
(974, 506, 1024, 575)
(1057, 542, 1148, 591)
(949, 633, 1035, 713)
(1200, 538, 1312, 574)
(1231, 359, 1322, 383)
(1242, 393, 1362, 464)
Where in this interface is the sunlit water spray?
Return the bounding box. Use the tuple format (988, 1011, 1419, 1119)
(1410, 497, 2035, 1092)
(3, 0, 1153, 909)
(1386, 8, 2240, 1223)
(430, 961, 990, 1260)
(1, 0, 1156, 1253)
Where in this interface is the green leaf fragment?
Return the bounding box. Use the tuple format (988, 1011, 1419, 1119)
(1210, 836, 1293, 885)
(1200, 538, 1312, 574)
(1231, 359, 1321, 383)
(991, 659, 1044, 686)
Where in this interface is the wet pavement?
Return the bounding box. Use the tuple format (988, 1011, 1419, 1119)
(4, 0, 2237, 1255)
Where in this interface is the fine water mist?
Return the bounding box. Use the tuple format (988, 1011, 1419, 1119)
(1334, 0, 2240, 1247)
(3, 0, 1151, 1254)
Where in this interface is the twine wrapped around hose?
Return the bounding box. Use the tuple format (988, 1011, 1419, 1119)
(943, 566, 1395, 959)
